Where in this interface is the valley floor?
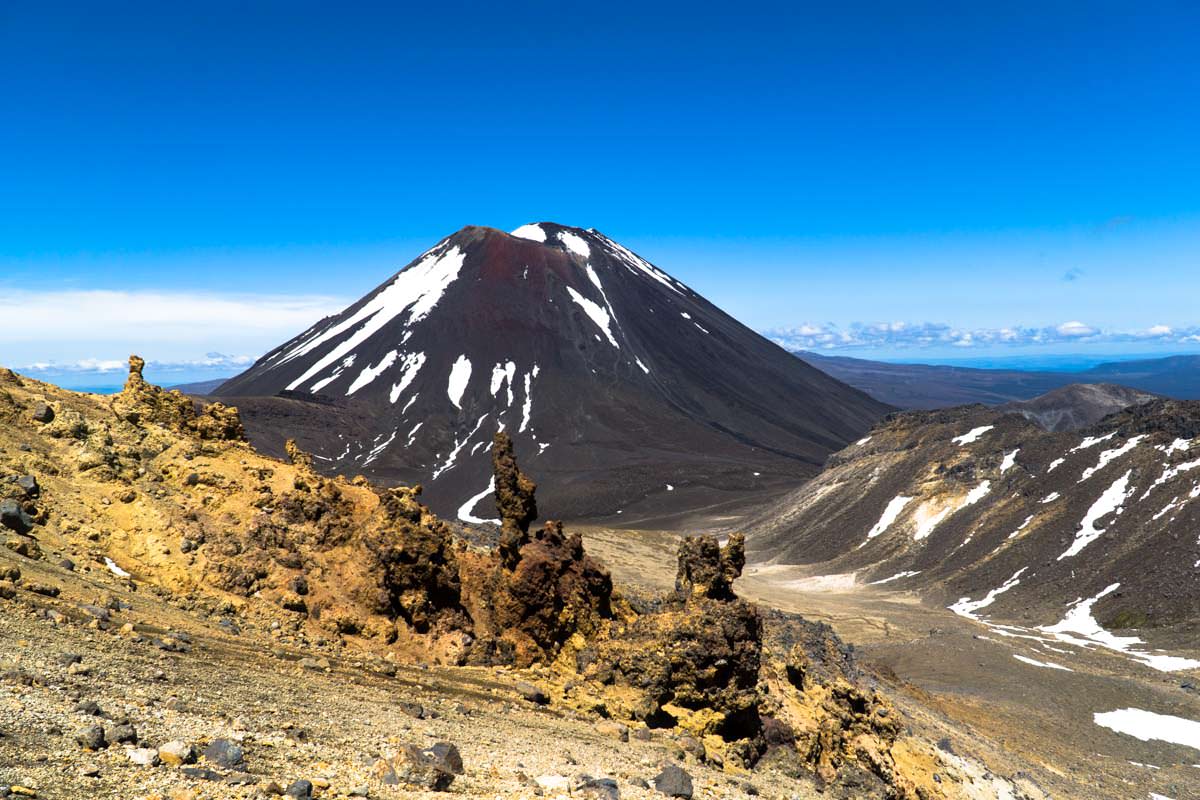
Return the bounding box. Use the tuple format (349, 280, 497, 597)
(578, 525, 1200, 800)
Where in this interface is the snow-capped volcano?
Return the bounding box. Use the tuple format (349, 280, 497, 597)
(216, 223, 890, 520)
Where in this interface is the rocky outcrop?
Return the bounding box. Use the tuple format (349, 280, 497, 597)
(567, 535, 764, 767)
(493, 432, 538, 569)
(461, 434, 615, 666)
(111, 356, 245, 441)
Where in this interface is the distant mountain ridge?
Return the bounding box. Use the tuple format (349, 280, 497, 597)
(215, 223, 891, 520)
(740, 396, 1200, 665)
(797, 351, 1200, 410)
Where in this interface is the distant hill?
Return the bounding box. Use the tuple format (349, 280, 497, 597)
(997, 383, 1158, 432)
(797, 351, 1200, 410)
(169, 378, 232, 395)
(741, 396, 1200, 645)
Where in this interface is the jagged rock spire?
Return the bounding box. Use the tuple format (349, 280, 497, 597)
(674, 532, 746, 600)
(491, 432, 537, 568)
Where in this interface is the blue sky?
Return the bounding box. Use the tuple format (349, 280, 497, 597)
(2, 2, 1198, 384)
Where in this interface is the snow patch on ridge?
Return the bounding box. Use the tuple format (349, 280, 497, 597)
(557, 230, 591, 258)
(511, 224, 547, 242)
(591, 232, 687, 296)
(861, 495, 912, 546)
(1072, 432, 1116, 452)
(952, 425, 994, 446)
(1079, 435, 1145, 482)
(1058, 471, 1132, 559)
(1039, 583, 1200, 671)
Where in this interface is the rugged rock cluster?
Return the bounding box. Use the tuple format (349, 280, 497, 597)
(0, 359, 938, 798)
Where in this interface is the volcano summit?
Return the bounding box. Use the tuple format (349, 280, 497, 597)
(216, 223, 889, 520)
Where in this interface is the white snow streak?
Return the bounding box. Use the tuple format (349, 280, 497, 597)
(447, 355, 472, 409)
(309, 355, 356, 393)
(1058, 471, 1132, 560)
(283, 245, 465, 390)
(1079, 435, 1145, 482)
(1007, 515, 1035, 540)
(952, 425, 994, 445)
(389, 353, 427, 404)
(861, 495, 913, 545)
(432, 414, 488, 480)
(362, 428, 398, 466)
(949, 568, 1027, 620)
(593, 233, 686, 295)
(914, 481, 991, 541)
(1039, 584, 1200, 671)
(457, 476, 500, 525)
(635, 357, 650, 374)
(347, 350, 397, 395)
(105, 557, 131, 578)
(405, 421, 423, 446)
(1071, 432, 1117, 452)
(565, 286, 618, 347)
(870, 570, 921, 585)
(1000, 449, 1019, 473)
(519, 366, 540, 433)
(1013, 654, 1073, 672)
(489, 361, 517, 406)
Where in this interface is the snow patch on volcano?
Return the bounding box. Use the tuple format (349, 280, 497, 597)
(389, 353, 427, 403)
(511, 224, 547, 242)
(347, 350, 397, 395)
(447, 355, 472, 409)
(281, 244, 465, 390)
(566, 287, 618, 347)
(557, 230, 591, 258)
(458, 476, 499, 525)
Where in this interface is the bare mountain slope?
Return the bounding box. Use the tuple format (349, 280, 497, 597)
(741, 397, 1200, 668)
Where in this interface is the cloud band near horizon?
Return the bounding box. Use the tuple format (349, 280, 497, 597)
(765, 320, 1200, 353)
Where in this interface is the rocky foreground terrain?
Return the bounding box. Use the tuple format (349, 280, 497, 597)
(0, 359, 1017, 799)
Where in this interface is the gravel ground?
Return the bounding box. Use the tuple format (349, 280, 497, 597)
(0, 548, 821, 800)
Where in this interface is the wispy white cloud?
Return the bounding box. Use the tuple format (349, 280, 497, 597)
(20, 353, 255, 375)
(2, 289, 346, 370)
(765, 321, 1200, 352)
